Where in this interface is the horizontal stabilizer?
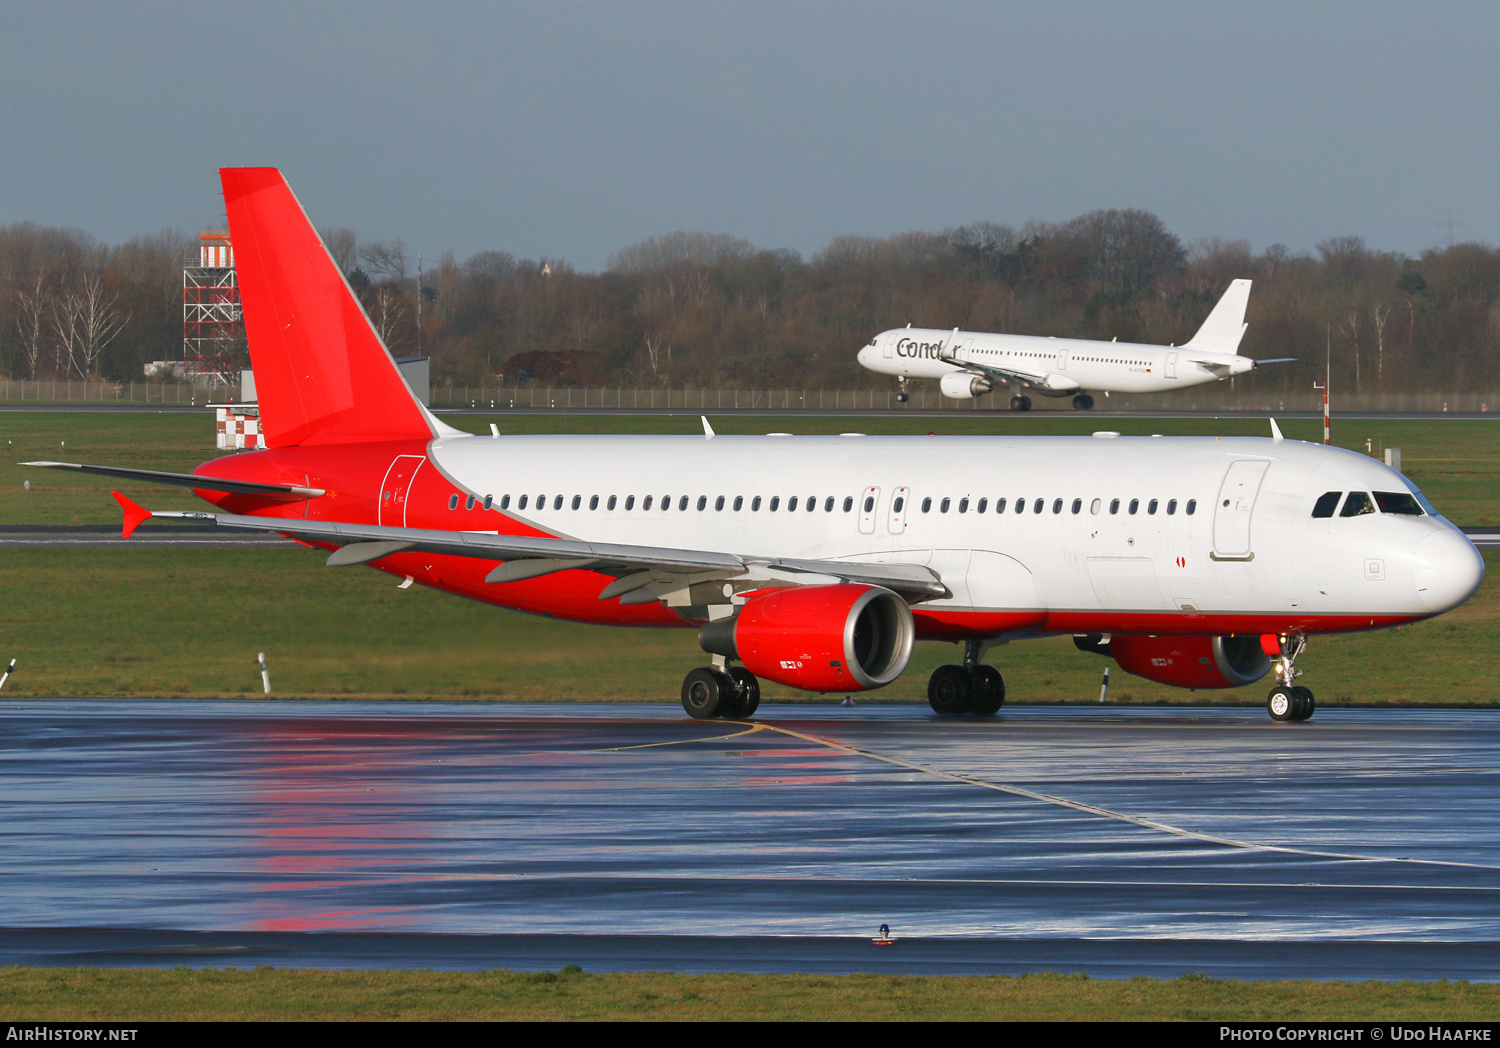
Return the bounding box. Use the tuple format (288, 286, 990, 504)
(24, 461, 324, 498)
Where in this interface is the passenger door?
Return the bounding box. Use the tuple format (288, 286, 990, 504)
(1212, 459, 1270, 559)
(1166, 352, 1178, 380)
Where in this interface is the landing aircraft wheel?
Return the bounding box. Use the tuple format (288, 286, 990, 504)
(729, 667, 761, 718)
(896, 392, 909, 404)
(1267, 686, 1298, 722)
(970, 666, 1005, 715)
(1072, 394, 1094, 410)
(682, 667, 733, 719)
(1292, 686, 1315, 721)
(1009, 396, 1025, 411)
(928, 665, 972, 715)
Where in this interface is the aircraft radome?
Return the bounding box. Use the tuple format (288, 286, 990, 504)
(857, 279, 1295, 410)
(28, 169, 1484, 723)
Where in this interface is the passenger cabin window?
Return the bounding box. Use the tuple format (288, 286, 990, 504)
(1129, 499, 1139, 515)
(554, 495, 564, 510)
(752, 496, 762, 511)
(958, 498, 969, 513)
(1186, 499, 1197, 515)
(518, 495, 528, 510)
(590, 495, 600, 510)
(789, 496, 799, 511)
(922, 497, 932, 513)
(483, 495, 493, 510)
(864, 496, 875, 512)
(734, 496, 743, 511)
(1340, 491, 1376, 517)
(1071, 498, 1082, 514)
(606, 495, 616, 510)
(716, 496, 725, 511)
(1148, 499, 1158, 515)
(1052, 498, 1063, 514)
(465, 495, 476, 510)
(643, 496, 654, 510)
(1375, 491, 1424, 515)
(1110, 499, 1120, 514)
(977, 498, 987, 513)
(894, 496, 905, 513)
(940, 498, 951, 513)
(625, 495, 635, 510)
(995, 498, 1007, 513)
(770, 497, 780, 511)
(1311, 491, 1342, 518)
(697, 496, 708, 511)
(1014, 498, 1024, 514)
(1167, 499, 1177, 515)
(500, 495, 511, 510)
(1091, 499, 1101, 514)
(572, 495, 582, 510)
(843, 497, 854, 512)
(679, 496, 689, 511)
(449, 494, 460, 510)
(824, 497, 834, 512)
(1033, 498, 1043, 513)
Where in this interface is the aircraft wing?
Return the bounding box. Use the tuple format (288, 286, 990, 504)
(937, 355, 1052, 387)
(113, 494, 948, 602)
(25, 461, 324, 498)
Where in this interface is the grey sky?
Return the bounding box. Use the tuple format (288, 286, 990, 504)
(1, 1, 1494, 270)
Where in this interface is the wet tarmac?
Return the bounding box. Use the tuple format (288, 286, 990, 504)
(2, 701, 1499, 979)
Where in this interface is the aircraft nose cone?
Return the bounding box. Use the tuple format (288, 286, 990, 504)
(1413, 527, 1485, 612)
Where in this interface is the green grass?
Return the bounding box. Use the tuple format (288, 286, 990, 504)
(0, 544, 1495, 704)
(2, 967, 1497, 1021)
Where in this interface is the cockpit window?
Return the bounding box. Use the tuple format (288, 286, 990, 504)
(1374, 491, 1424, 516)
(1340, 491, 1375, 517)
(1311, 491, 1342, 518)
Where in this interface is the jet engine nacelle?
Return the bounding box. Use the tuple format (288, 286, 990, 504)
(938, 372, 992, 400)
(699, 584, 915, 692)
(1108, 634, 1271, 690)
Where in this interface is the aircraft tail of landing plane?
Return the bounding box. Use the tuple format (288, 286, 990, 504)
(1183, 278, 1251, 354)
(219, 168, 444, 447)
(855, 277, 1294, 410)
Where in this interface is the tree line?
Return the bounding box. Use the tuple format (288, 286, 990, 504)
(1, 209, 1496, 392)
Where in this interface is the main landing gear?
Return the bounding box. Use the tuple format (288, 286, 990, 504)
(1071, 393, 1095, 410)
(927, 640, 1006, 716)
(1009, 395, 1032, 412)
(681, 663, 761, 720)
(1265, 635, 1315, 722)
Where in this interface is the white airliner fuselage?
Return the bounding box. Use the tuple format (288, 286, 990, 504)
(857, 279, 1282, 409)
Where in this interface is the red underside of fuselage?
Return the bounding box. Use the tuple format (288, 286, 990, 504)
(190, 442, 1430, 640)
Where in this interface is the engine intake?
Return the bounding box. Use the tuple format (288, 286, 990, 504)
(1086, 634, 1271, 690)
(700, 584, 914, 692)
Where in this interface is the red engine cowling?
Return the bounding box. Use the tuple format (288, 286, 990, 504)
(1109, 634, 1271, 690)
(699, 584, 915, 692)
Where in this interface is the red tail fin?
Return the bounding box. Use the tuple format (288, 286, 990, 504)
(220, 168, 434, 448)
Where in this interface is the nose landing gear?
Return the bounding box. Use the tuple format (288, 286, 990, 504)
(1266, 635, 1314, 721)
(927, 640, 1006, 716)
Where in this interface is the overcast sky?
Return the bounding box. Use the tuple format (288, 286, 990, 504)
(1, 1, 1494, 270)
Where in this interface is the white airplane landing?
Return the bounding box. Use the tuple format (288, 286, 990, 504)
(857, 279, 1291, 410)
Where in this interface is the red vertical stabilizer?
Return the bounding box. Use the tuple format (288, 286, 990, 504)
(220, 168, 434, 448)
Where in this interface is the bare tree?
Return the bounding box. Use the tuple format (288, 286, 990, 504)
(1370, 303, 1392, 384)
(1339, 310, 1361, 391)
(360, 239, 408, 283)
(14, 271, 49, 379)
(321, 228, 358, 273)
(371, 285, 406, 346)
(50, 274, 129, 377)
